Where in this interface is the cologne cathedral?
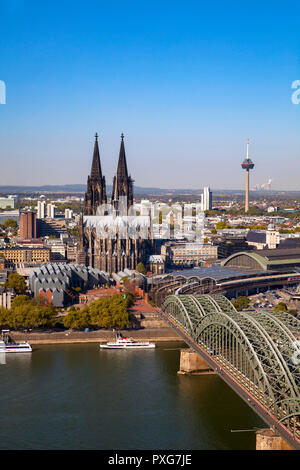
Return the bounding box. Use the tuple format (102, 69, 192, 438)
(77, 133, 153, 274)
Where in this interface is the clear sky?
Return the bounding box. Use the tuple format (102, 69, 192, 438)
(0, 0, 299, 190)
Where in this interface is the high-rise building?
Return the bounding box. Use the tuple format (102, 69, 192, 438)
(37, 200, 46, 219)
(47, 203, 56, 219)
(19, 211, 37, 239)
(201, 186, 212, 211)
(65, 209, 73, 219)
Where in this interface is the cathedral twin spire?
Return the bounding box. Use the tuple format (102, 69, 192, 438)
(90, 133, 103, 180)
(112, 133, 134, 212)
(84, 133, 133, 215)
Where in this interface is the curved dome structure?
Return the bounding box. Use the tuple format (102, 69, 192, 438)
(221, 250, 300, 272)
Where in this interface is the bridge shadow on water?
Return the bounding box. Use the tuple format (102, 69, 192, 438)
(176, 372, 265, 450)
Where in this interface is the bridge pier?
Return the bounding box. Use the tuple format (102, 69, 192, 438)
(178, 348, 215, 375)
(255, 429, 292, 450)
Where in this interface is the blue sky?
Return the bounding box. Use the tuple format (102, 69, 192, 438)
(0, 0, 299, 189)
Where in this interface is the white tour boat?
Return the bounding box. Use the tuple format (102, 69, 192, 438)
(100, 333, 155, 350)
(0, 330, 32, 353)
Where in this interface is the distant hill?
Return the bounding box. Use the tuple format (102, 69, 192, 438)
(0, 184, 204, 195)
(0, 185, 299, 196)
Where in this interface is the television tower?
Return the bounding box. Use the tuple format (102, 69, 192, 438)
(241, 139, 254, 213)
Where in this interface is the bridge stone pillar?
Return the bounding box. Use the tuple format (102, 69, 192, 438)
(255, 429, 292, 450)
(178, 348, 215, 375)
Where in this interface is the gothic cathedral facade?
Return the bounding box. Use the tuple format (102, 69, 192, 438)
(78, 134, 153, 274)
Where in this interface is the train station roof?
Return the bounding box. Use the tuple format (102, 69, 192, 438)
(221, 249, 300, 271)
(169, 265, 263, 281)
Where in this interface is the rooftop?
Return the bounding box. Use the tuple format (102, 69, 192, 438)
(170, 265, 263, 281)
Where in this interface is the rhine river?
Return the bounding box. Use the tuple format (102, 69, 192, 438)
(0, 343, 264, 450)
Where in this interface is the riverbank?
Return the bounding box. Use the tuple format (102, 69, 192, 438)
(10, 328, 182, 345)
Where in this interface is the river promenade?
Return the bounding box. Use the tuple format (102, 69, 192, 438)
(7, 291, 182, 345)
(10, 327, 182, 345)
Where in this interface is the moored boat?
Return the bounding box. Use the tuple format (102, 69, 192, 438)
(100, 333, 155, 350)
(0, 330, 32, 353)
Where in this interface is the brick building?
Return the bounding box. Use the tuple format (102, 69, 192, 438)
(19, 211, 37, 239)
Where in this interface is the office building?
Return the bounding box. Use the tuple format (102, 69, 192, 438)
(47, 203, 56, 219)
(161, 241, 218, 268)
(37, 200, 46, 219)
(65, 208, 73, 219)
(19, 210, 37, 239)
(201, 186, 212, 211)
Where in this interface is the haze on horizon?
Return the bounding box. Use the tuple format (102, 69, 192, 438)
(0, 1, 299, 191)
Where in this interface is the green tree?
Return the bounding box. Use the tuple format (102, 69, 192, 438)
(136, 262, 147, 275)
(68, 227, 79, 237)
(11, 295, 31, 307)
(3, 219, 18, 230)
(121, 292, 134, 308)
(288, 309, 298, 317)
(63, 308, 90, 330)
(274, 302, 288, 312)
(231, 296, 250, 311)
(88, 295, 130, 329)
(1, 297, 57, 329)
(5, 273, 27, 294)
(0, 307, 10, 327)
(216, 221, 229, 230)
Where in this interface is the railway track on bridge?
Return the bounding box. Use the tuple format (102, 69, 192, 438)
(155, 295, 300, 450)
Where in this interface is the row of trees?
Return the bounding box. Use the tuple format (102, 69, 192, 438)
(0, 296, 57, 329)
(0, 293, 134, 330)
(62, 294, 133, 330)
(0, 286, 134, 330)
(214, 221, 267, 231)
(206, 208, 300, 220)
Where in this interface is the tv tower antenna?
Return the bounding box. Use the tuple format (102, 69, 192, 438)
(241, 139, 255, 213)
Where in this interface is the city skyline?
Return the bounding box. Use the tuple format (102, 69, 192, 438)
(0, 1, 299, 190)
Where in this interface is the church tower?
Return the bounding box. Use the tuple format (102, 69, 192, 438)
(81, 133, 153, 273)
(112, 133, 134, 213)
(84, 133, 107, 215)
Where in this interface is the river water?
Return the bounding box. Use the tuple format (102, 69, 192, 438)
(0, 343, 264, 450)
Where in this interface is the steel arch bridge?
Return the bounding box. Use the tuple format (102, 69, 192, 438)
(160, 294, 300, 449)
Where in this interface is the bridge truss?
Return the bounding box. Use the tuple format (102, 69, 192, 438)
(161, 294, 300, 449)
